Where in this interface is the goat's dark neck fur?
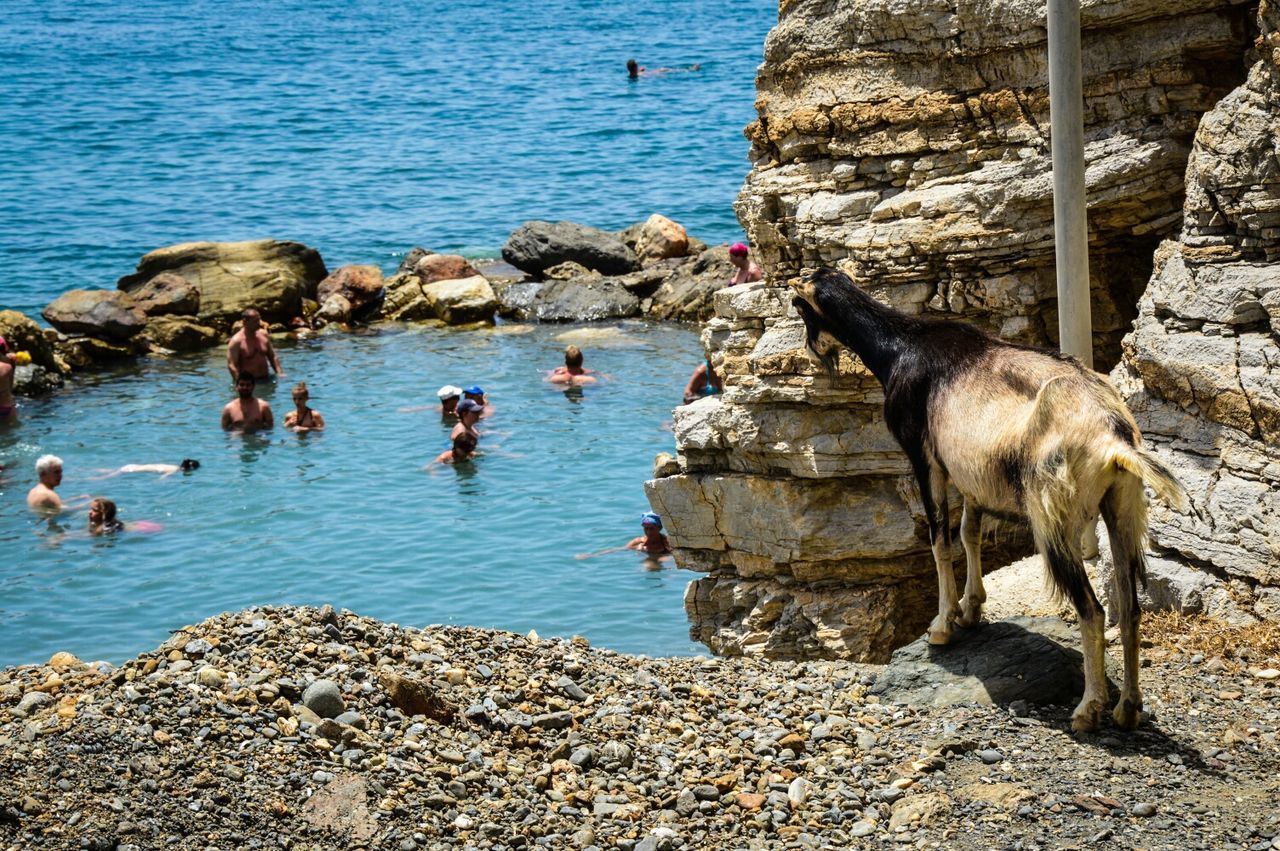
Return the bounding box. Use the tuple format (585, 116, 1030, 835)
(810, 277, 918, 385)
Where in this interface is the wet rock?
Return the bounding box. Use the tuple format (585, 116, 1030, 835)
(43, 290, 146, 341)
(139, 315, 220, 352)
(0, 310, 62, 375)
(506, 278, 640, 322)
(503, 220, 638, 276)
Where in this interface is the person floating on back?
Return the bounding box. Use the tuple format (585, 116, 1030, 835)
(284, 381, 325, 432)
(98, 460, 200, 479)
(226, 308, 285, 383)
(222, 372, 274, 432)
(728, 242, 763, 285)
(547, 345, 598, 386)
(627, 58, 700, 78)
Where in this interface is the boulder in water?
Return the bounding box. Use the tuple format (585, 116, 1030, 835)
(43, 290, 147, 341)
(634, 213, 690, 264)
(316, 265, 384, 319)
(0, 309, 62, 375)
(646, 245, 735, 321)
(317, 293, 353, 324)
(510, 278, 641, 322)
(117, 239, 327, 329)
(130, 272, 201, 316)
(502, 220, 638, 276)
(140, 316, 222, 352)
(380, 272, 434, 321)
(421, 275, 497, 325)
(414, 254, 479, 284)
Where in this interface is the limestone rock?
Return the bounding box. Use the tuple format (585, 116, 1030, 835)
(869, 617, 1100, 707)
(0, 310, 61, 375)
(11, 363, 64, 395)
(414, 254, 478, 284)
(646, 246, 735, 322)
(129, 272, 200, 316)
(633, 214, 689, 265)
(317, 294, 353, 324)
(380, 272, 434, 321)
(316, 265, 384, 320)
(421, 275, 497, 325)
(117, 239, 327, 329)
(502, 220, 638, 276)
(301, 774, 376, 843)
(42, 290, 146, 341)
(139, 316, 221, 352)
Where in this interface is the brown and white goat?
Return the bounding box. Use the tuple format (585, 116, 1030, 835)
(791, 267, 1187, 732)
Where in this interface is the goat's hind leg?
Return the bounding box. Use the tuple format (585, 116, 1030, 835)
(1102, 478, 1147, 730)
(955, 501, 986, 628)
(1041, 530, 1110, 732)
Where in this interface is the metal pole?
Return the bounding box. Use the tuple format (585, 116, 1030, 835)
(1047, 0, 1092, 369)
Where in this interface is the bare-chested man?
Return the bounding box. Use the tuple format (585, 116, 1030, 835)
(221, 372, 274, 432)
(27, 454, 66, 512)
(226, 309, 284, 382)
(0, 336, 17, 424)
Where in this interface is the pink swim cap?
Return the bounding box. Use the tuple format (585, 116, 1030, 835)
(728, 242, 749, 256)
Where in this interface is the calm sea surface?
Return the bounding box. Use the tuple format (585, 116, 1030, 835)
(0, 322, 706, 665)
(0, 0, 777, 664)
(0, 0, 777, 317)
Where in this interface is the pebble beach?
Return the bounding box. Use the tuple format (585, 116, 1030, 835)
(3, 605, 1278, 850)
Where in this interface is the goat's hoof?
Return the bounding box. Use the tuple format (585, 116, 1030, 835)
(1070, 699, 1108, 733)
(955, 603, 983, 628)
(1112, 697, 1143, 730)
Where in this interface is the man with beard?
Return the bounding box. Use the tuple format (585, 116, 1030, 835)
(221, 372, 274, 432)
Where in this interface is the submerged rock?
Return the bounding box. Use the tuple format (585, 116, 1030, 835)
(138, 315, 221, 352)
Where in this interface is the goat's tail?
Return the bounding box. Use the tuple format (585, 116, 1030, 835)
(1107, 445, 1189, 513)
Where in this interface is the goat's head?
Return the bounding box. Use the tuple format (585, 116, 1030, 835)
(790, 267, 847, 376)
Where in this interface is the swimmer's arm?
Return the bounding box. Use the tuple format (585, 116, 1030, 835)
(266, 336, 284, 377)
(261, 402, 274, 429)
(309, 411, 325, 430)
(682, 366, 706, 404)
(574, 545, 630, 560)
(226, 337, 240, 381)
(221, 406, 234, 430)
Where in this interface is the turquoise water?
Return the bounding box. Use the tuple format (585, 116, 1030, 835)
(0, 0, 776, 317)
(0, 322, 705, 665)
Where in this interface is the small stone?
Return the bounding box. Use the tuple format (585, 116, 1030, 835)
(1132, 802, 1157, 817)
(13, 692, 54, 718)
(197, 667, 226, 690)
(736, 793, 766, 811)
(977, 749, 1004, 764)
(1255, 668, 1280, 680)
(788, 777, 808, 807)
(850, 820, 876, 838)
(557, 675, 588, 702)
(302, 680, 345, 719)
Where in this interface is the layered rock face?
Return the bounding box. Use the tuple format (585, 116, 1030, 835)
(649, 0, 1259, 661)
(1111, 0, 1280, 624)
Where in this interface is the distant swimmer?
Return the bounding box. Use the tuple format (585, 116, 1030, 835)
(221, 372, 274, 432)
(728, 242, 763, 285)
(99, 459, 200, 479)
(547, 345, 598, 386)
(284, 381, 325, 432)
(430, 431, 478, 467)
(226, 308, 284, 382)
(576, 512, 673, 560)
(438, 385, 462, 418)
(682, 357, 723, 405)
(627, 58, 700, 78)
(462, 385, 494, 418)
(450, 398, 484, 443)
(0, 336, 16, 424)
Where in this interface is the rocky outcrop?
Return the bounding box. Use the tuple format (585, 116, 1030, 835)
(138, 316, 221, 352)
(0, 310, 62, 376)
(502, 221, 639, 276)
(380, 272, 435, 322)
(316, 265, 384, 320)
(130, 272, 201, 316)
(501, 278, 641, 322)
(651, 0, 1260, 661)
(421, 275, 498, 325)
(1106, 1, 1280, 624)
(117, 239, 327, 329)
(42, 290, 146, 341)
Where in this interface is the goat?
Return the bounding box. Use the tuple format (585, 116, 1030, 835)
(790, 267, 1188, 732)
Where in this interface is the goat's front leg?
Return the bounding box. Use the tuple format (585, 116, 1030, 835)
(924, 464, 960, 645)
(955, 501, 986, 628)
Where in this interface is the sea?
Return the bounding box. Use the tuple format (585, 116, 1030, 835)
(0, 0, 779, 666)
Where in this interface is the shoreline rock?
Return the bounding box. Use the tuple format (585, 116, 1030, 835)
(0, 605, 1274, 849)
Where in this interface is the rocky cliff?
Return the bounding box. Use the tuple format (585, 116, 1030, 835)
(648, 0, 1267, 661)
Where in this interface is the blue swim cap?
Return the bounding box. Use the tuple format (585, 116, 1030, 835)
(464, 385, 484, 396)
(641, 512, 662, 529)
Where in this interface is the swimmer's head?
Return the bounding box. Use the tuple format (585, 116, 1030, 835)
(564, 345, 583, 368)
(456, 399, 483, 419)
(437, 385, 463, 401)
(242, 308, 262, 329)
(728, 242, 749, 257)
(463, 385, 485, 400)
(35, 454, 63, 480)
(291, 381, 309, 402)
(90, 498, 118, 524)
(453, 431, 478, 454)
(236, 372, 256, 396)
(180, 459, 200, 471)
(641, 512, 662, 530)
(626, 58, 639, 78)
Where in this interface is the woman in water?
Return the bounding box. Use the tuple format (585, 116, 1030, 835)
(87, 498, 125, 535)
(97, 459, 199, 479)
(682, 356, 723, 405)
(284, 382, 325, 432)
(728, 242, 763, 284)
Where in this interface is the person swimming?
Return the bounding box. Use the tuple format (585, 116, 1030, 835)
(88, 498, 125, 535)
(430, 430, 479, 466)
(682, 357, 723, 404)
(627, 58, 700, 78)
(284, 381, 325, 431)
(101, 459, 199, 478)
(547, 345, 598, 386)
(576, 511, 673, 559)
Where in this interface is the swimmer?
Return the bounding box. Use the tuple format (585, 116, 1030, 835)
(0, 336, 16, 424)
(728, 242, 763, 285)
(97, 459, 200, 479)
(87, 498, 124, 535)
(462, 385, 494, 418)
(26, 454, 89, 514)
(547, 345, 598, 386)
(429, 431, 478, 467)
(221, 372, 274, 432)
(682, 357, 723, 405)
(438, 385, 462, 418)
(627, 58, 700, 78)
(283, 381, 325, 432)
(226, 308, 284, 382)
(576, 512, 673, 559)
(450, 398, 484, 443)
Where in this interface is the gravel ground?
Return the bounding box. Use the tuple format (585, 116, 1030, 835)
(1, 604, 1278, 850)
